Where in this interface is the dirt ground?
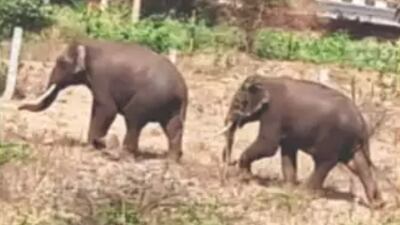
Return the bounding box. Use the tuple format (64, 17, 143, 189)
(1, 51, 400, 225)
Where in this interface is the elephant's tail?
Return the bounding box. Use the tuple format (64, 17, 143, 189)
(356, 135, 400, 195)
(179, 98, 188, 125)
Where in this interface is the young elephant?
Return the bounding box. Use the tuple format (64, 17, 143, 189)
(19, 39, 188, 162)
(222, 74, 383, 208)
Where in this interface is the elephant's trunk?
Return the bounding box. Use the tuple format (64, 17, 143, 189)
(221, 116, 238, 165)
(18, 83, 60, 112)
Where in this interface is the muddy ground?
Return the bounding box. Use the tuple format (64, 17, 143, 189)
(1, 52, 400, 225)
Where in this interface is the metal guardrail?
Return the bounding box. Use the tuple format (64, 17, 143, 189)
(316, 0, 400, 28)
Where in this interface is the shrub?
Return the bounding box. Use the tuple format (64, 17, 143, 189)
(21, 4, 400, 74)
(96, 201, 141, 225)
(0, 142, 30, 166)
(79, 7, 244, 53)
(254, 28, 400, 73)
(0, 61, 7, 95)
(0, 0, 54, 38)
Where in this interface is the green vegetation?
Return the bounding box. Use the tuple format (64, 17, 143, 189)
(0, 0, 53, 38)
(254, 29, 400, 73)
(0, 142, 30, 166)
(41, 5, 244, 53)
(0, 61, 7, 94)
(95, 200, 225, 225)
(163, 202, 225, 225)
(1, 2, 400, 74)
(96, 201, 141, 225)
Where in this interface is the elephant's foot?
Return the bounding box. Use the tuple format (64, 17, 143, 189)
(90, 134, 120, 151)
(101, 134, 136, 161)
(107, 134, 120, 149)
(281, 180, 299, 190)
(237, 168, 254, 183)
(297, 182, 326, 198)
(366, 191, 385, 210)
(102, 148, 131, 161)
(166, 150, 182, 164)
(368, 198, 385, 210)
(92, 138, 107, 149)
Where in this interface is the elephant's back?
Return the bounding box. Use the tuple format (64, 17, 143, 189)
(280, 78, 365, 134)
(85, 40, 188, 110)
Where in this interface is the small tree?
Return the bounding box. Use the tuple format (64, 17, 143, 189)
(0, 0, 53, 38)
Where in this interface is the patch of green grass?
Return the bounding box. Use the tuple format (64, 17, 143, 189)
(12, 3, 400, 74)
(163, 202, 226, 225)
(0, 61, 6, 95)
(96, 201, 142, 225)
(380, 214, 400, 225)
(0, 142, 30, 166)
(254, 29, 400, 73)
(254, 190, 308, 214)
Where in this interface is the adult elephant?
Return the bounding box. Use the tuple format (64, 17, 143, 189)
(222, 74, 383, 209)
(19, 39, 188, 163)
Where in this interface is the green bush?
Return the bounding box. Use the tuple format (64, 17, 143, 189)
(0, 142, 30, 166)
(96, 201, 141, 225)
(0, 61, 7, 95)
(0, 0, 54, 38)
(21, 4, 400, 73)
(165, 202, 225, 225)
(79, 8, 244, 53)
(254, 29, 400, 73)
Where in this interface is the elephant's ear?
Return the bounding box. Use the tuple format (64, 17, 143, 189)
(74, 45, 86, 73)
(244, 82, 270, 116)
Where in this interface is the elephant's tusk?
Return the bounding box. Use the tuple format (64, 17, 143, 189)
(202, 122, 234, 141)
(228, 159, 238, 166)
(19, 84, 56, 107)
(214, 122, 234, 137)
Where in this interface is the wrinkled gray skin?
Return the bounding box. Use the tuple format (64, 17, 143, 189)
(19, 39, 188, 162)
(223, 74, 383, 208)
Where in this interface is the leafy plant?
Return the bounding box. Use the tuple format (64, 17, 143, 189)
(164, 202, 225, 225)
(12, 4, 400, 74)
(96, 201, 141, 225)
(0, 142, 30, 166)
(0, 60, 7, 95)
(0, 0, 54, 38)
(254, 28, 400, 73)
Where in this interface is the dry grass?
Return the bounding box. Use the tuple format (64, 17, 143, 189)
(1, 51, 400, 225)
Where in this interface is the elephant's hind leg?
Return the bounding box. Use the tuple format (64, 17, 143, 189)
(122, 95, 150, 156)
(160, 104, 186, 163)
(346, 150, 384, 209)
(305, 156, 337, 190)
(123, 122, 145, 156)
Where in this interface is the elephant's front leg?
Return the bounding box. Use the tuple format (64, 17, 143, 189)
(238, 122, 280, 180)
(281, 144, 298, 185)
(88, 101, 117, 149)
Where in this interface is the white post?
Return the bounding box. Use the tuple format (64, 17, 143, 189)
(1, 27, 23, 101)
(168, 49, 178, 65)
(100, 0, 108, 11)
(132, 0, 142, 23)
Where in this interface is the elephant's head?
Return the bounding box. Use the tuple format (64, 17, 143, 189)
(222, 75, 270, 164)
(18, 43, 87, 112)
